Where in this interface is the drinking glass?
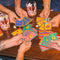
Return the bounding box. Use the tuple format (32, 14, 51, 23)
(0, 15, 11, 38)
(26, 1, 37, 17)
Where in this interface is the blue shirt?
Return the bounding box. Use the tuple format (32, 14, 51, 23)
(0, 0, 15, 6)
(51, 0, 60, 12)
(0, 0, 60, 12)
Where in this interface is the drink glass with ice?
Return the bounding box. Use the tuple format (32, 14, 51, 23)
(26, 1, 37, 17)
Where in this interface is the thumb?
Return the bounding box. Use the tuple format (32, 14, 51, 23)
(48, 19, 54, 24)
(15, 15, 19, 20)
(52, 40, 58, 44)
(28, 42, 32, 46)
(24, 40, 27, 44)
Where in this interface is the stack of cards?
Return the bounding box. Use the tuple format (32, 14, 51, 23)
(23, 24, 38, 41)
(16, 17, 33, 27)
(39, 33, 58, 52)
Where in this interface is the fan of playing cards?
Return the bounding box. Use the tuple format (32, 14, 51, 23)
(16, 17, 33, 27)
(36, 17, 58, 52)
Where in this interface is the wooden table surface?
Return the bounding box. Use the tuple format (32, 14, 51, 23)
(0, 7, 60, 60)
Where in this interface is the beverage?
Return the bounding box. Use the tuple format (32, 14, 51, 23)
(0, 15, 10, 31)
(26, 1, 37, 17)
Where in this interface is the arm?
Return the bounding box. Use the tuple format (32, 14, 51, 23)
(0, 34, 25, 51)
(43, 0, 51, 9)
(49, 14, 60, 27)
(39, 0, 51, 18)
(0, 4, 19, 23)
(16, 40, 32, 60)
(15, 0, 28, 20)
(16, 50, 24, 60)
(0, 4, 11, 14)
(0, 39, 14, 51)
(15, 0, 21, 8)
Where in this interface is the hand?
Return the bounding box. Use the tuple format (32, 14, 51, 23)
(39, 8, 50, 18)
(8, 11, 19, 23)
(50, 36, 60, 51)
(49, 14, 60, 27)
(18, 40, 32, 53)
(15, 7, 28, 20)
(9, 34, 25, 47)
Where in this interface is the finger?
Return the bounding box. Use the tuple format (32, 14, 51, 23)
(18, 39, 24, 45)
(39, 13, 44, 17)
(9, 18, 15, 23)
(44, 12, 49, 18)
(24, 12, 28, 17)
(28, 42, 32, 46)
(15, 15, 19, 20)
(52, 44, 60, 51)
(52, 40, 59, 44)
(48, 19, 54, 24)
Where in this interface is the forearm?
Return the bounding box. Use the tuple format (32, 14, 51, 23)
(0, 4, 12, 14)
(15, 0, 21, 8)
(43, 0, 51, 9)
(16, 50, 24, 60)
(0, 39, 16, 51)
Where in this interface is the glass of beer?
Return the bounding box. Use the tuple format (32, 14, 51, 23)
(26, 1, 37, 17)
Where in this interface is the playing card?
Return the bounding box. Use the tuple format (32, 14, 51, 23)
(45, 23, 52, 30)
(36, 17, 45, 22)
(39, 45, 51, 52)
(49, 33, 58, 43)
(39, 36, 50, 47)
(16, 20, 22, 26)
(30, 27, 38, 34)
(16, 17, 32, 27)
(23, 24, 32, 31)
(12, 29, 23, 36)
(25, 31, 38, 41)
(0, 29, 3, 36)
(23, 30, 31, 36)
(39, 24, 45, 30)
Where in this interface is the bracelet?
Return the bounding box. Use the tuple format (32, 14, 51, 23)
(43, 3, 50, 7)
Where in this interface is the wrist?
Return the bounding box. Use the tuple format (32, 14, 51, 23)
(6, 9, 12, 14)
(43, 3, 50, 9)
(18, 49, 25, 54)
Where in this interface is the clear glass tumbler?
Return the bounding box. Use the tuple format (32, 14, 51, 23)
(26, 1, 37, 17)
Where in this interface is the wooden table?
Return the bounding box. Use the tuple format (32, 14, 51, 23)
(0, 7, 60, 60)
